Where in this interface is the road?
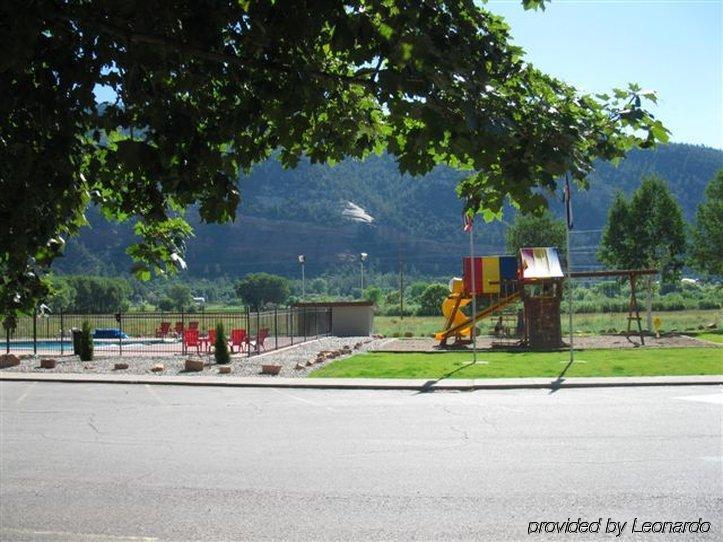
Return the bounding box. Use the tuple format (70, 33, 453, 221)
(0, 382, 721, 541)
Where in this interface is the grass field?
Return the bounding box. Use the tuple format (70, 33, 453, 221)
(686, 330, 723, 344)
(310, 348, 722, 379)
(374, 309, 721, 338)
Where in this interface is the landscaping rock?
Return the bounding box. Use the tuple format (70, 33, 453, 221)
(185, 359, 204, 372)
(295, 362, 305, 370)
(706, 322, 717, 329)
(0, 353, 20, 368)
(83, 364, 95, 370)
(114, 362, 129, 370)
(306, 360, 315, 367)
(261, 364, 282, 375)
(218, 366, 232, 374)
(151, 364, 164, 372)
(40, 358, 57, 369)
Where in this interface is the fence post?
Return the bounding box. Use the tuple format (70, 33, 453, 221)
(118, 310, 123, 357)
(181, 310, 186, 355)
(246, 307, 251, 358)
(6, 326, 9, 354)
(33, 307, 37, 355)
(315, 308, 319, 339)
(274, 307, 278, 350)
(256, 309, 260, 354)
(289, 309, 293, 346)
(60, 309, 64, 355)
(303, 307, 307, 342)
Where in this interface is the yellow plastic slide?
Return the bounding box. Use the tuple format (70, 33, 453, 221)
(435, 294, 472, 341)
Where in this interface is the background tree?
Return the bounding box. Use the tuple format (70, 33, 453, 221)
(363, 286, 383, 305)
(235, 273, 290, 310)
(598, 175, 687, 330)
(0, 0, 668, 327)
(598, 175, 686, 281)
(165, 284, 193, 312)
(689, 170, 722, 278)
(417, 283, 449, 316)
(504, 212, 567, 261)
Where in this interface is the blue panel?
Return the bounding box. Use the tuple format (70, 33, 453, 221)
(499, 256, 518, 280)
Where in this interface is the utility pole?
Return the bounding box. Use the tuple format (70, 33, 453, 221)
(298, 254, 305, 300)
(360, 252, 368, 297)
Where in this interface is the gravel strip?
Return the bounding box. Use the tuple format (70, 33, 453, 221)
(1, 336, 389, 378)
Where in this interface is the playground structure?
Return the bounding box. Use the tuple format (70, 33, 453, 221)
(435, 247, 657, 350)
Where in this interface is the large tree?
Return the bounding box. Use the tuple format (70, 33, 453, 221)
(689, 170, 723, 278)
(235, 273, 290, 310)
(1, 0, 668, 327)
(504, 211, 567, 260)
(598, 175, 686, 282)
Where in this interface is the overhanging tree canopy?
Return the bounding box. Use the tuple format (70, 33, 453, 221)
(0, 0, 668, 326)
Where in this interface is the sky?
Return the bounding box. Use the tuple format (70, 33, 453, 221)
(486, 0, 722, 149)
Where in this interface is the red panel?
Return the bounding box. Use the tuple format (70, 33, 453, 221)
(462, 257, 484, 294)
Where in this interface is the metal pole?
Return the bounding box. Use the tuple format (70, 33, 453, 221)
(301, 263, 305, 300)
(118, 311, 123, 357)
(246, 307, 251, 358)
(256, 309, 260, 354)
(33, 307, 37, 355)
(274, 307, 278, 350)
(566, 221, 574, 364)
(6, 326, 9, 354)
(469, 223, 477, 363)
(360, 261, 364, 295)
(60, 310, 64, 355)
(181, 310, 186, 355)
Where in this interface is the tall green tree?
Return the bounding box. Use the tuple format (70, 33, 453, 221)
(504, 212, 567, 260)
(236, 273, 290, 310)
(1, 0, 668, 327)
(598, 175, 686, 282)
(689, 170, 722, 278)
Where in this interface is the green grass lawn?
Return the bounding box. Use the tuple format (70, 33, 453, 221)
(374, 309, 721, 338)
(687, 330, 723, 344)
(310, 348, 722, 379)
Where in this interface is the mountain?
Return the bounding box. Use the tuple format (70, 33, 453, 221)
(56, 143, 723, 278)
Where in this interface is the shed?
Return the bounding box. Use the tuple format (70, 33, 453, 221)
(293, 301, 375, 337)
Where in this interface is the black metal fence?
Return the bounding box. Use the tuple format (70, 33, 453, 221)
(4, 307, 332, 358)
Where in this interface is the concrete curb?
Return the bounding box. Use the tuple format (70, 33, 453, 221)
(1, 372, 721, 391)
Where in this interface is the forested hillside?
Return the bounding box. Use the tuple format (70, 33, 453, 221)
(56, 143, 722, 278)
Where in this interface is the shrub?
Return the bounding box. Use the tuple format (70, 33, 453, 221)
(79, 320, 93, 361)
(417, 283, 449, 316)
(214, 322, 230, 364)
(698, 299, 721, 310)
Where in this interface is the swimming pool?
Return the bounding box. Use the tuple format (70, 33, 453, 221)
(5, 338, 179, 354)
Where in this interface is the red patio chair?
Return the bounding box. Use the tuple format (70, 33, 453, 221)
(230, 329, 247, 353)
(189, 321, 199, 330)
(246, 328, 270, 353)
(174, 321, 184, 336)
(183, 329, 201, 354)
(155, 321, 171, 338)
(256, 328, 270, 351)
(202, 329, 216, 352)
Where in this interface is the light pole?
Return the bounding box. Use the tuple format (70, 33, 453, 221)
(359, 252, 368, 297)
(298, 254, 305, 300)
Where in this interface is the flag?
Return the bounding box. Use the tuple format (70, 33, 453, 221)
(563, 176, 574, 230)
(463, 212, 473, 232)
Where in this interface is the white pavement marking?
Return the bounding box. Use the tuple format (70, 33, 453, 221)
(144, 384, 166, 405)
(14, 381, 37, 405)
(271, 387, 336, 411)
(675, 393, 723, 405)
(0, 527, 158, 541)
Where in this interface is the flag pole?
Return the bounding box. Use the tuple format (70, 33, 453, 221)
(565, 174, 574, 365)
(469, 215, 477, 364)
